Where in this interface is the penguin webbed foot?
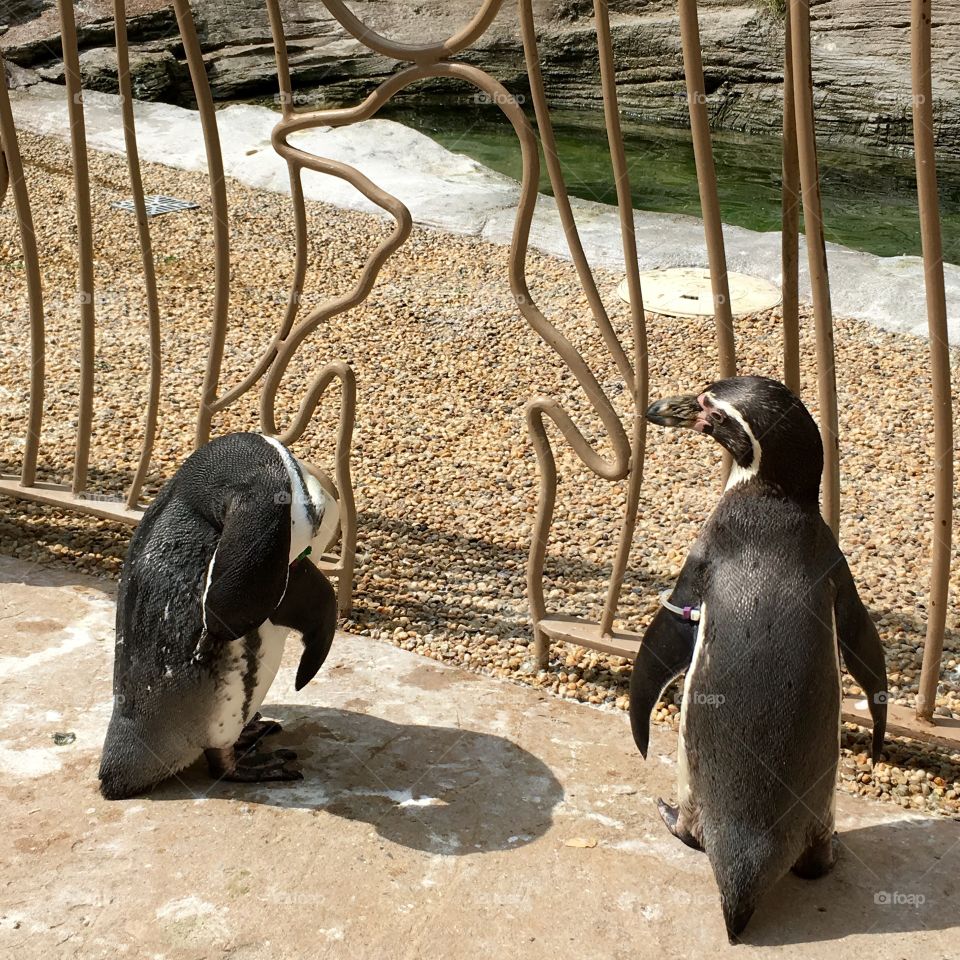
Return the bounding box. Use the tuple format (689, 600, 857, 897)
(205, 745, 303, 784)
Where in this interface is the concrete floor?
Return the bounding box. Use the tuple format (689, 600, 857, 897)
(1, 556, 957, 960)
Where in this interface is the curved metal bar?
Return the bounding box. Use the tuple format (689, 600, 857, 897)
(274, 361, 357, 614)
(114, 0, 162, 509)
(526, 397, 560, 660)
(266, 61, 630, 480)
(911, 0, 953, 724)
(214, 1, 328, 413)
(517, 0, 636, 395)
(57, 0, 96, 494)
(781, 10, 801, 395)
(677, 0, 736, 380)
(263, 54, 630, 646)
(211, 164, 307, 413)
(319, 0, 505, 67)
(789, 0, 840, 535)
(594, 0, 649, 637)
(0, 144, 8, 207)
(172, 0, 231, 449)
(257, 142, 412, 437)
(0, 65, 45, 485)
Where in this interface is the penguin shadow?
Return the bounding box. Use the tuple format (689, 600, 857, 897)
(148, 705, 565, 856)
(352, 510, 667, 638)
(744, 816, 960, 945)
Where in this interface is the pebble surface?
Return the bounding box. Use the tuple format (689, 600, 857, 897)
(1, 133, 958, 816)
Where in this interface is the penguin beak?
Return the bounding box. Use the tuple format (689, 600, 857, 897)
(646, 394, 703, 429)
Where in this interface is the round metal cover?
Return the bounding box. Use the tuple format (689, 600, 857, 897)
(617, 267, 782, 317)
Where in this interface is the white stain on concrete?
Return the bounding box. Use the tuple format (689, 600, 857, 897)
(156, 896, 229, 940)
(353, 787, 447, 808)
(606, 837, 693, 863)
(0, 744, 62, 778)
(0, 696, 115, 780)
(0, 603, 113, 678)
(0, 624, 96, 676)
(159, 896, 213, 920)
(583, 811, 625, 830)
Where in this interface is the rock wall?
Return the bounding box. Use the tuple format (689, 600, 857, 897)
(2, 0, 958, 154)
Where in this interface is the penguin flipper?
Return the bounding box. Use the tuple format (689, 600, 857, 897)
(270, 558, 338, 691)
(822, 527, 888, 761)
(203, 500, 292, 646)
(630, 545, 706, 758)
(629, 607, 697, 758)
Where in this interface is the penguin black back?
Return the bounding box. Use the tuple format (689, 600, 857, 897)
(100, 433, 340, 800)
(635, 376, 888, 942)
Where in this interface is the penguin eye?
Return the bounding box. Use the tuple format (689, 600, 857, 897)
(709, 410, 726, 425)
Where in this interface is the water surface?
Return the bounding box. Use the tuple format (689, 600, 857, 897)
(386, 105, 960, 264)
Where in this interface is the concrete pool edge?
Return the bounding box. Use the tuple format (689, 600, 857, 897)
(8, 80, 960, 345)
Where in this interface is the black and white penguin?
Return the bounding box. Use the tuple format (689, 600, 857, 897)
(99, 432, 341, 800)
(630, 376, 887, 943)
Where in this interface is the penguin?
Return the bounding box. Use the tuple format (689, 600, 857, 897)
(99, 432, 341, 800)
(630, 376, 887, 943)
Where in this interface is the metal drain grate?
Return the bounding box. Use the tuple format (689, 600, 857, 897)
(111, 195, 200, 217)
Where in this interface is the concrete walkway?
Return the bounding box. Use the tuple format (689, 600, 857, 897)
(1, 555, 957, 959)
(8, 81, 960, 343)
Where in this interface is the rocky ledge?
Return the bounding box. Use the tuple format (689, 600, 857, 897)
(2, 0, 959, 156)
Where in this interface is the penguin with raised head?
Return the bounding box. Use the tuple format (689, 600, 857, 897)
(99, 432, 341, 800)
(630, 376, 887, 943)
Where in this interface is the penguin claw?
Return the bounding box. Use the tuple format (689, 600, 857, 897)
(657, 797, 680, 831)
(656, 797, 704, 851)
(234, 713, 284, 753)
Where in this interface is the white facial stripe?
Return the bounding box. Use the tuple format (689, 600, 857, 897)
(309, 477, 341, 555)
(263, 435, 314, 563)
(707, 393, 762, 492)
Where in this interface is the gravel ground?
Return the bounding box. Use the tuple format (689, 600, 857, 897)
(1, 132, 959, 816)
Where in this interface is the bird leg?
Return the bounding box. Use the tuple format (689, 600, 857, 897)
(233, 712, 283, 755)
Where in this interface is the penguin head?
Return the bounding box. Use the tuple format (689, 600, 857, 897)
(646, 375, 823, 503)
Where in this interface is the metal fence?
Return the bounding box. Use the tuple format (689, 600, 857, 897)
(0, 1, 954, 745)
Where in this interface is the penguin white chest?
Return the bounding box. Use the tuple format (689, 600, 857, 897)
(677, 603, 708, 805)
(206, 621, 289, 749)
(248, 620, 288, 719)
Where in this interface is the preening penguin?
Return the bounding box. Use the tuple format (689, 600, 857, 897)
(630, 376, 887, 943)
(99, 433, 341, 800)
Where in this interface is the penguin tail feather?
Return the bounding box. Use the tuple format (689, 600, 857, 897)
(705, 825, 789, 945)
(98, 715, 193, 800)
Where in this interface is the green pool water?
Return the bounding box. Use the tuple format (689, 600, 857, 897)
(386, 105, 960, 264)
